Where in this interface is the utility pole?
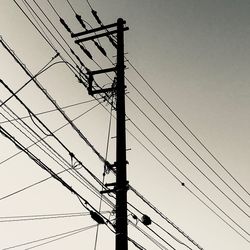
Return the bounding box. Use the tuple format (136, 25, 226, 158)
(115, 18, 128, 250)
(72, 18, 128, 250)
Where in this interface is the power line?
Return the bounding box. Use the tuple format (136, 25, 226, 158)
(129, 220, 170, 250)
(127, 203, 194, 250)
(0, 212, 93, 223)
(0, 98, 98, 125)
(2, 224, 98, 250)
(0, 101, 100, 167)
(126, 75, 249, 209)
(127, 95, 249, 218)
(0, 124, 113, 231)
(0, 102, 115, 210)
(127, 60, 250, 198)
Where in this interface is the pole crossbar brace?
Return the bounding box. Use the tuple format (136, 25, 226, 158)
(75, 27, 128, 43)
(71, 20, 126, 38)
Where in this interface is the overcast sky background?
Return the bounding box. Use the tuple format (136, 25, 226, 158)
(0, 0, 249, 250)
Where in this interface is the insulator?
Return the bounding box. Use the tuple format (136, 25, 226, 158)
(94, 41, 107, 56)
(75, 14, 86, 29)
(141, 214, 151, 226)
(79, 45, 93, 59)
(60, 18, 72, 34)
(108, 36, 117, 48)
(91, 9, 102, 25)
(90, 211, 105, 224)
(70, 48, 76, 56)
(132, 214, 138, 220)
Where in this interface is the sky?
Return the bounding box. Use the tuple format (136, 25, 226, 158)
(0, 0, 249, 250)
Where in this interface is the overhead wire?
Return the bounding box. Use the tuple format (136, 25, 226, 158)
(0, 211, 95, 223)
(0, 125, 114, 233)
(0, 52, 58, 109)
(127, 95, 249, 218)
(128, 117, 250, 239)
(0, 100, 100, 167)
(2, 224, 98, 250)
(129, 186, 202, 249)
(20, 0, 86, 79)
(0, 98, 99, 125)
(127, 60, 250, 197)
(128, 220, 170, 250)
(0, 82, 115, 210)
(127, 202, 195, 250)
(0, 106, 115, 211)
(126, 75, 249, 209)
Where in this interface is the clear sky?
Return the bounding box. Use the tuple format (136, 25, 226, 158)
(0, 0, 249, 250)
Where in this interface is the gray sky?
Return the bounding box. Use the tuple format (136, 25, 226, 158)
(0, 0, 249, 249)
